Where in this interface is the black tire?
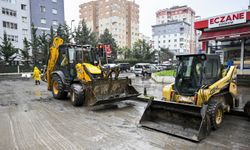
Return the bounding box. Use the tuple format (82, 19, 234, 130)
(70, 84, 84, 107)
(244, 101, 250, 119)
(52, 75, 68, 99)
(207, 99, 224, 130)
(135, 74, 139, 77)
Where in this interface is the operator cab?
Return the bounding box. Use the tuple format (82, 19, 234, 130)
(56, 44, 96, 79)
(175, 54, 221, 96)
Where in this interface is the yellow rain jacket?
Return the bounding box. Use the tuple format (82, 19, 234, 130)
(33, 67, 41, 81)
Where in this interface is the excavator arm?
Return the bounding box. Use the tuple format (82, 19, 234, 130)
(45, 37, 64, 90)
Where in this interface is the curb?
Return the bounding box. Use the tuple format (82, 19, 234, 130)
(151, 73, 175, 84)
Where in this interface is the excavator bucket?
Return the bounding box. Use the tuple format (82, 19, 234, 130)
(84, 77, 140, 106)
(139, 100, 211, 142)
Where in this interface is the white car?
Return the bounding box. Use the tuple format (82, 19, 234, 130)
(134, 63, 151, 76)
(103, 63, 118, 69)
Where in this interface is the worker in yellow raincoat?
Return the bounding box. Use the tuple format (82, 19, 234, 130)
(33, 66, 41, 85)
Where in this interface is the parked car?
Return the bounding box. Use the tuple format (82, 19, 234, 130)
(118, 63, 130, 72)
(151, 64, 161, 72)
(103, 63, 118, 69)
(134, 63, 156, 76)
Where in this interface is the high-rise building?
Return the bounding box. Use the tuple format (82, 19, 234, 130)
(30, 0, 65, 35)
(79, 0, 139, 48)
(152, 5, 196, 54)
(0, 0, 31, 49)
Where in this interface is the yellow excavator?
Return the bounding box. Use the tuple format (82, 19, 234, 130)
(139, 54, 249, 142)
(44, 37, 139, 106)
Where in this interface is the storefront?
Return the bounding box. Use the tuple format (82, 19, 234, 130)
(195, 10, 250, 75)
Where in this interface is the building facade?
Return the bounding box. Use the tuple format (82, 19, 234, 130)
(0, 0, 31, 49)
(79, 0, 139, 48)
(152, 6, 196, 54)
(152, 21, 191, 54)
(30, 0, 65, 35)
(195, 10, 250, 75)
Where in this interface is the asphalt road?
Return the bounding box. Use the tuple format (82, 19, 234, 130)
(0, 73, 249, 150)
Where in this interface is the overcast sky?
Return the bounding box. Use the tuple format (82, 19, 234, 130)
(64, 0, 249, 37)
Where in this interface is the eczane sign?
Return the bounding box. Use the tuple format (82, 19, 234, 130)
(209, 11, 247, 28)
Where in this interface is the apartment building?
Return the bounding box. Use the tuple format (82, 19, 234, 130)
(79, 0, 139, 48)
(30, 0, 65, 35)
(152, 5, 196, 54)
(0, 0, 31, 49)
(152, 21, 191, 54)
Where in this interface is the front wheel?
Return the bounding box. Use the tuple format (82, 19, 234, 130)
(207, 100, 224, 130)
(70, 84, 84, 107)
(244, 101, 250, 119)
(52, 75, 67, 99)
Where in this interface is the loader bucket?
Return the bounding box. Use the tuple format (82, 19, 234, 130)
(84, 77, 140, 106)
(139, 100, 211, 142)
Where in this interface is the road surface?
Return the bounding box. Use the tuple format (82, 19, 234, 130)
(0, 73, 249, 150)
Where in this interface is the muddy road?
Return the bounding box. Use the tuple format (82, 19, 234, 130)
(0, 73, 249, 150)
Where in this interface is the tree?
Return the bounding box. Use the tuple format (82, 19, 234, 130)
(38, 33, 50, 64)
(74, 20, 97, 46)
(20, 37, 30, 64)
(117, 46, 132, 60)
(159, 48, 174, 63)
(48, 26, 56, 47)
(30, 24, 40, 65)
(0, 32, 18, 64)
(99, 28, 118, 59)
(56, 24, 71, 43)
(132, 39, 154, 61)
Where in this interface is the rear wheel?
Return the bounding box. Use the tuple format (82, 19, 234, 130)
(207, 99, 224, 130)
(244, 101, 250, 119)
(52, 75, 67, 99)
(70, 84, 84, 107)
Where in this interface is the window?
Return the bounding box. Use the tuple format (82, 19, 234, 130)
(22, 29, 28, 35)
(180, 38, 184, 42)
(180, 27, 184, 31)
(3, 21, 17, 29)
(174, 39, 177, 42)
(21, 4, 27, 10)
(52, 9, 57, 14)
(6, 34, 18, 42)
(2, 8, 16, 17)
(163, 40, 166, 43)
(205, 59, 219, 78)
(40, 18, 46, 24)
(40, 6, 46, 13)
(22, 16, 27, 23)
(52, 20, 58, 26)
(1, 0, 16, 4)
(169, 40, 171, 42)
(52, 0, 57, 3)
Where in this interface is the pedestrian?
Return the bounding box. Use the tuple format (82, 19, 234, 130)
(227, 57, 234, 68)
(33, 66, 41, 85)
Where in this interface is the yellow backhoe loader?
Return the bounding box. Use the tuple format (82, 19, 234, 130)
(44, 37, 139, 106)
(139, 54, 250, 142)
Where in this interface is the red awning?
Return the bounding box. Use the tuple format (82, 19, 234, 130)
(199, 26, 250, 41)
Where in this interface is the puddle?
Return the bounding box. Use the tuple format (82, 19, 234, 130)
(0, 101, 18, 107)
